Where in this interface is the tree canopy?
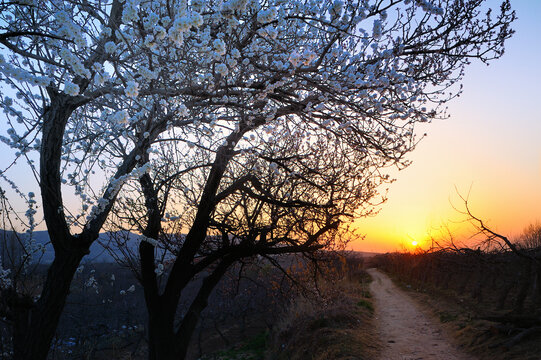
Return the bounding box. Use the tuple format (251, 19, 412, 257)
(0, 0, 515, 358)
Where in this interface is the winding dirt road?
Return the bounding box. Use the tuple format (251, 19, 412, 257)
(367, 268, 474, 360)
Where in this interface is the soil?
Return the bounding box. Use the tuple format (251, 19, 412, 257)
(367, 268, 475, 360)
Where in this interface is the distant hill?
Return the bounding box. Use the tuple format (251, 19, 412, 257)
(0, 229, 139, 264)
(1, 229, 380, 265)
(338, 250, 381, 258)
(354, 251, 381, 258)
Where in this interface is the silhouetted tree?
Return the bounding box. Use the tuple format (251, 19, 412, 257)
(0, 0, 515, 358)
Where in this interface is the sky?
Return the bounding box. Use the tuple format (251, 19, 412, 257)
(351, 1, 541, 253)
(1, 1, 538, 253)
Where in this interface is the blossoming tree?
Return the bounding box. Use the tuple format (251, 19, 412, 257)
(0, 0, 514, 358)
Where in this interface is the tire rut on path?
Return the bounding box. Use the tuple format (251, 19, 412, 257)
(367, 268, 474, 360)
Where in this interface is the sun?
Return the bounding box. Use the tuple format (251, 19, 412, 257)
(411, 241, 418, 246)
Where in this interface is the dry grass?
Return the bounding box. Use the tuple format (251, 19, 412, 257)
(266, 270, 378, 360)
(391, 276, 541, 360)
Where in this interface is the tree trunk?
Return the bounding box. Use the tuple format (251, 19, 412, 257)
(174, 257, 236, 359)
(530, 265, 540, 308)
(147, 312, 177, 360)
(13, 251, 83, 360)
(514, 261, 532, 313)
(497, 279, 514, 310)
(534, 265, 541, 309)
(472, 262, 484, 303)
(145, 256, 237, 360)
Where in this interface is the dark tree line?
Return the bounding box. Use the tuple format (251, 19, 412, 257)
(373, 223, 541, 348)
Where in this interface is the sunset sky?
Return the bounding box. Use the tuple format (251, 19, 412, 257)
(1, 1, 538, 255)
(351, 1, 541, 253)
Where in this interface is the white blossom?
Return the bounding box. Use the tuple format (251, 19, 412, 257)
(155, 263, 165, 275)
(104, 41, 117, 54)
(143, 11, 160, 30)
(140, 235, 158, 246)
(331, 0, 344, 18)
(63, 81, 80, 96)
(59, 48, 91, 79)
(373, 19, 383, 39)
(0, 256, 11, 289)
(288, 51, 301, 67)
(224, 0, 248, 12)
(257, 7, 277, 23)
(154, 25, 167, 41)
(122, 0, 140, 23)
(231, 48, 241, 59)
(215, 63, 228, 76)
(125, 81, 139, 99)
(302, 48, 317, 65)
(213, 38, 226, 56)
(112, 110, 129, 124)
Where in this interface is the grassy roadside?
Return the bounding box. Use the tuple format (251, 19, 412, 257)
(267, 270, 378, 360)
(200, 331, 269, 360)
(201, 270, 378, 360)
(384, 271, 541, 360)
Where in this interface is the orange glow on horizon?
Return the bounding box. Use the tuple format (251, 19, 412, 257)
(347, 4, 541, 255)
(348, 5, 541, 253)
(348, 147, 541, 254)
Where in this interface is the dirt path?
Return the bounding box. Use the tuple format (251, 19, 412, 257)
(367, 268, 474, 360)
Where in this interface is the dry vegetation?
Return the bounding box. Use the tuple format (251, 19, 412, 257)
(0, 254, 377, 359)
(200, 254, 378, 360)
(267, 268, 377, 360)
(370, 223, 541, 360)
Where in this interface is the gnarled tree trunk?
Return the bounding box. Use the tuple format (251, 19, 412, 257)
(13, 250, 84, 359)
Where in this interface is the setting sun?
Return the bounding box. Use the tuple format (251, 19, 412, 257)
(350, 1, 541, 254)
(411, 241, 418, 247)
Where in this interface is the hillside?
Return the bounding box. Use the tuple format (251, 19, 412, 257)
(0, 229, 139, 263)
